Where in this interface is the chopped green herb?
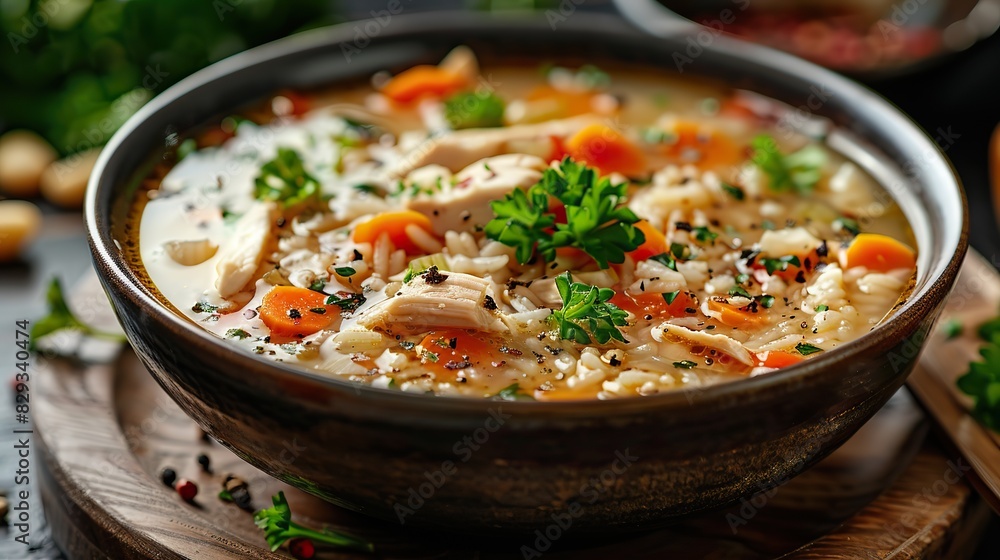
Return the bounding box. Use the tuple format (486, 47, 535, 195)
(325, 292, 366, 312)
(692, 226, 718, 244)
(760, 255, 801, 275)
(444, 91, 506, 129)
(957, 326, 1000, 431)
(403, 267, 418, 283)
(795, 342, 824, 356)
(255, 491, 372, 553)
(335, 266, 357, 277)
(650, 252, 678, 271)
(352, 184, 380, 194)
(941, 319, 963, 340)
(751, 135, 826, 194)
(494, 382, 535, 401)
(176, 138, 197, 161)
(721, 182, 745, 201)
(815, 305, 830, 312)
(834, 217, 861, 236)
(226, 328, 251, 340)
(761, 220, 776, 231)
(670, 242, 691, 261)
(253, 147, 321, 207)
(549, 272, 629, 344)
(728, 286, 752, 299)
(735, 273, 750, 284)
(29, 278, 127, 351)
(308, 278, 327, 292)
(673, 360, 697, 369)
(486, 158, 644, 269)
(760, 295, 776, 308)
(663, 291, 681, 305)
(191, 301, 219, 314)
(423, 351, 439, 363)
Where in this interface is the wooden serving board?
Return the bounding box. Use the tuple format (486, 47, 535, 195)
(33, 258, 997, 559)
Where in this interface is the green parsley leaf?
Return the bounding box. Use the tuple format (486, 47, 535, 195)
(493, 382, 535, 401)
(941, 319, 963, 340)
(444, 92, 506, 129)
(663, 291, 680, 304)
(735, 273, 750, 284)
(795, 342, 824, 355)
(30, 278, 127, 351)
(815, 305, 829, 312)
(670, 242, 691, 261)
(692, 226, 718, 244)
(760, 255, 801, 275)
(834, 217, 861, 236)
(751, 135, 826, 194)
(176, 138, 197, 161)
(721, 182, 745, 201)
(979, 316, 1000, 342)
(308, 278, 327, 292)
(255, 491, 372, 553)
(673, 360, 697, 369)
(486, 158, 644, 269)
(760, 295, 776, 308)
(650, 252, 678, 271)
(549, 272, 628, 344)
(729, 286, 752, 299)
(325, 292, 366, 312)
(335, 266, 357, 277)
(226, 328, 251, 340)
(957, 332, 1000, 431)
(254, 147, 321, 207)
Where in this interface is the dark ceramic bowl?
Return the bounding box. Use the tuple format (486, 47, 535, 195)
(86, 12, 967, 536)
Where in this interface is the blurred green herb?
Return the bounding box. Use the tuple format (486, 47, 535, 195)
(30, 278, 127, 350)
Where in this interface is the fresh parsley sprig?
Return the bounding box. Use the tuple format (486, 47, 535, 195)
(254, 147, 321, 207)
(444, 92, 506, 129)
(957, 316, 1000, 431)
(549, 272, 628, 344)
(751, 135, 826, 195)
(30, 278, 127, 351)
(485, 158, 645, 269)
(254, 491, 373, 553)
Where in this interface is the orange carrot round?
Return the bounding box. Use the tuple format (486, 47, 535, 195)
(844, 233, 916, 273)
(351, 210, 436, 254)
(654, 121, 743, 170)
(260, 286, 336, 338)
(565, 124, 647, 177)
(526, 85, 597, 118)
(381, 66, 467, 104)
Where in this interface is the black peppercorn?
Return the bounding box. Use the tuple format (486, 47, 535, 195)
(197, 453, 212, 473)
(161, 467, 177, 487)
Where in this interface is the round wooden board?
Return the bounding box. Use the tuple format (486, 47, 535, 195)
(34, 259, 996, 560)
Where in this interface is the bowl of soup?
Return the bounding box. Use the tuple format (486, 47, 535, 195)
(87, 12, 966, 534)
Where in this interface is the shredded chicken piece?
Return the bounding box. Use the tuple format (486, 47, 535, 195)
(357, 270, 506, 334)
(215, 202, 276, 298)
(652, 323, 754, 366)
(406, 153, 546, 234)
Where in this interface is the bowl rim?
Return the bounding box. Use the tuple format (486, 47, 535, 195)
(86, 11, 969, 416)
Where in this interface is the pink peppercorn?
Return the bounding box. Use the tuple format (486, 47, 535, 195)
(175, 479, 198, 502)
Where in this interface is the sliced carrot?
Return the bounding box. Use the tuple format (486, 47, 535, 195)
(381, 66, 467, 104)
(755, 350, 805, 369)
(610, 291, 697, 320)
(708, 298, 768, 328)
(527, 85, 596, 118)
(260, 286, 337, 338)
(351, 210, 436, 254)
(844, 233, 917, 273)
(654, 121, 743, 170)
(418, 330, 498, 378)
(629, 220, 667, 262)
(565, 124, 647, 177)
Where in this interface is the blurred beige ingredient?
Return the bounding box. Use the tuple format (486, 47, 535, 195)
(0, 199, 42, 262)
(41, 148, 101, 209)
(0, 130, 57, 198)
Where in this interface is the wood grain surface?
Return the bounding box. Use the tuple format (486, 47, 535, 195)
(33, 257, 998, 559)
